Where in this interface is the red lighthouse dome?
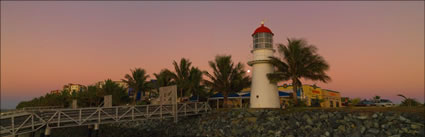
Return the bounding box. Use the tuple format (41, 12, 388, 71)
(252, 24, 274, 36)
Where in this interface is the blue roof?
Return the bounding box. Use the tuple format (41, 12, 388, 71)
(189, 96, 199, 101)
(209, 91, 291, 99)
(211, 93, 224, 98)
(279, 91, 291, 96)
(210, 93, 240, 98)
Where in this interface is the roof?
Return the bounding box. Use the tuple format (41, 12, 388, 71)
(210, 93, 241, 98)
(324, 89, 340, 93)
(209, 91, 291, 99)
(252, 24, 274, 36)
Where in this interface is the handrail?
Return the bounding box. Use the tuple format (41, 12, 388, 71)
(0, 102, 211, 137)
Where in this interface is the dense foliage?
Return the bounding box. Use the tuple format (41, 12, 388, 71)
(400, 99, 422, 107)
(204, 55, 251, 107)
(267, 38, 331, 104)
(165, 58, 210, 100)
(398, 94, 422, 107)
(16, 79, 130, 109)
(16, 90, 71, 109)
(122, 68, 150, 104)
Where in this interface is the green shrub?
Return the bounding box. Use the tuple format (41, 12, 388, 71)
(400, 98, 422, 107)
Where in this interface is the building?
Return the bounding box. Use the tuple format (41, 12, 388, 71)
(96, 80, 128, 88)
(278, 84, 342, 107)
(63, 83, 86, 93)
(247, 21, 280, 108)
(50, 89, 61, 94)
(208, 84, 342, 108)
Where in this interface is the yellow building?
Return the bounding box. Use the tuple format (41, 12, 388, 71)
(50, 89, 61, 94)
(63, 83, 86, 93)
(278, 84, 342, 107)
(208, 84, 342, 108)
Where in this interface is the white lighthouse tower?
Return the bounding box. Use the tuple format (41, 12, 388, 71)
(248, 21, 280, 108)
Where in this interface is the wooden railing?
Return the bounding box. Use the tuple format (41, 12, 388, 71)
(0, 102, 211, 136)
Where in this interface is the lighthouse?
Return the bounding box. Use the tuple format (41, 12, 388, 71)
(248, 22, 280, 108)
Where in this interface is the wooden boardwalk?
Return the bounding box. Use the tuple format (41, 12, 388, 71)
(1, 102, 211, 136)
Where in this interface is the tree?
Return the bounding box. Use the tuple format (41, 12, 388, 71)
(204, 55, 251, 107)
(170, 58, 192, 99)
(101, 79, 130, 106)
(397, 94, 421, 107)
(187, 67, 207, 100)
(267, 38, 331, 105)
(350, 98, 361, 106)
(372, 95, 381, 103)
(122, 68, 150, 104)
(16, 89, 72, 109)
(154, 69, 175, 87)
(86, 85, 103, 107)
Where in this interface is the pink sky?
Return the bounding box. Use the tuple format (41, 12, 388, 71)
(1, 2, 424, 108)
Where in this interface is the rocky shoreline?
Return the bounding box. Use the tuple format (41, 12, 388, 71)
(52, 108, 425, 137)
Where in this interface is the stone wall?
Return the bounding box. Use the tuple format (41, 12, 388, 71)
(52, 108, 424, 137)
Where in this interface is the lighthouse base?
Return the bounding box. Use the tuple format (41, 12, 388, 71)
(249, 63, 280, 108)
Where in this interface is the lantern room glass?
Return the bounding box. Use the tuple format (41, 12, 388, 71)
(253, 32, 273, 49)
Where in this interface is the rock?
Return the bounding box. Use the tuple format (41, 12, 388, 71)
(372, 113, 378, 118)
(373, 122, 379, 128)
(411, 123, 422, 129)
(285, 135, 295, 137)
(360, 126, 366, 134)
(399, 116, 411, 123)
(50, 109, 424, 137)
(231, 119, 240, 125)
(246, 117, 257, 123)
(367, 128, 380, 134)
(356, 115, 369, 120)
(306, 118, 314, 125)
(337, 125, 346, 132)
(363, 134, 375, 137)
(399, 127, 409, 133)
(349, 131, 362, 137)
(275, 131, 282, 136)
(319, 114, 328, 119)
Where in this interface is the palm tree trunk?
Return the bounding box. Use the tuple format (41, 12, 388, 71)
(292, 82, 298, 105)
(179, 89, 182, 102)
(223, 92, 228, 108)
(132, 91, 138, 105)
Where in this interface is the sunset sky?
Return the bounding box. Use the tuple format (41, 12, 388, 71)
(1, 2, 424, 109)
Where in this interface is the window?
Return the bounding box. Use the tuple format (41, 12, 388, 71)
(253, 33, 273, 49)
(265, 43, 272, 48)
(259, 38, 265, 42)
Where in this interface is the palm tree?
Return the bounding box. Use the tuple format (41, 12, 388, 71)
(154, 69, 175, 87)
(170, 58, 192, 99)
(397, 94, 409, 107)
(373, 95, 381, 103)
(267, 38, 331, 105)
(187, 67, 206, 100)
(204, 55, 251, 108)
(85, 85, 102, 107)
(122, 68, 150, 104)
(101, 79, 130, 106)
(397, 94, 421, 107)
